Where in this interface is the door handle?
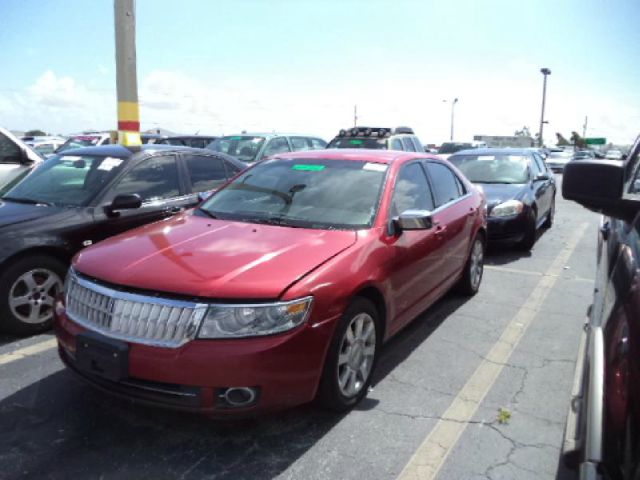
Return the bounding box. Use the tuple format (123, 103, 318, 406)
(468, 207, 476, 217)
(435, 224, 447, 236)
(600, 221, 610, 241)
(165, 206, 184, 214)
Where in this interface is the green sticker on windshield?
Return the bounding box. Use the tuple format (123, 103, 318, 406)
(349, 139, 363, 145)
(229, 136, 243, 140)
(292, 164, 325, 171)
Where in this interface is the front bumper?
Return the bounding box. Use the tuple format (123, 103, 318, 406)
(55, 309, 338, 415)
(486, 213, 528, 243)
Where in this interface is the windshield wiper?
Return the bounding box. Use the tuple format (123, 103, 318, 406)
(2, 196, 52, 206)
(198, 208, 218, 219)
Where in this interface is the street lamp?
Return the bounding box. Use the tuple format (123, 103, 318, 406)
(538, 68, 551, 147)
(444, 98, 458, 141)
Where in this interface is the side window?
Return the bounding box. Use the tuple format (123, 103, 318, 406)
(184, 154, 228, 192)
(101, 137, 112, 145)
(391, 138, 404, 151)
(0, 133, 22, 164)
(291, 137, 311, 152)
(112, 155, 180, 202)
(411, 136, 424, 152)
(529, 154, 542, 177)
(310, 138, 327, 149)
(454, 175, 466, 195)
(532, 153, 546, 174)
(425, 162, 463, 207)
(401, 137, 416, 152)
(391, 163, 435, 216)
(262, 137, 291, 157)
(224, 160, 242, 176)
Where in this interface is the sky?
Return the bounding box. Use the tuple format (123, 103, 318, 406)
(1, 0, 639, 145)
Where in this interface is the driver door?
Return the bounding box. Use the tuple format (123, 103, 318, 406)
(90, 154, 193, 244)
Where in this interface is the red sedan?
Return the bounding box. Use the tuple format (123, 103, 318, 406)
(55, 149, 487, 415)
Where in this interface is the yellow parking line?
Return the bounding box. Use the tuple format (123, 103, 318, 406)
(397, 223, 589, 480)
(0, 338, 58, 367)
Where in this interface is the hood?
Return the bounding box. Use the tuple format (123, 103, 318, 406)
(0, 199, 65, 229)
(74, 212, 358, 299)
(476, 183, 528, 209)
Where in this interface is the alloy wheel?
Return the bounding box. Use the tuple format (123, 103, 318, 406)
(337, 313, 376, 398)
(470, 239, 484, 290)
(8, 268, 63, 324)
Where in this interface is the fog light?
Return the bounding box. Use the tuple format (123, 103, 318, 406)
(217, 386, 260, 408)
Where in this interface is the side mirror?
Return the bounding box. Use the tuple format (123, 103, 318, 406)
(19, 148, 34, 164)
(562, 160, 638, 222)
(534, 173, 550, 182)
(393, 210, 433, 232)
(106, 193, 142, 216)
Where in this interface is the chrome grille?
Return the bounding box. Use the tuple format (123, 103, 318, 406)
(65, 270, 207, 348)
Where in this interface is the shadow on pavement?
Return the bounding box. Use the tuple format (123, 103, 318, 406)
(484, 225, 551, 266)
(0, 293, 471, 480)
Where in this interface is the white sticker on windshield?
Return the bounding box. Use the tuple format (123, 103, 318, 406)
(363, 163, 388, 172)
(61, 156, 82, 161)
(98, 157, 124, 171)
(478, 155, 495, 161)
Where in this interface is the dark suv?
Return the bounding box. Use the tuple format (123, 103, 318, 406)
(0, 144, 245, 336)
(327, 126, 424, 152)
(562, 134, 640, 479)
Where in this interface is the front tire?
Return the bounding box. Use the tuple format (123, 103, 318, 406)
(317, 298, 380, 412)
(518, 210, 538, 251)
(0, 255, 66, 336)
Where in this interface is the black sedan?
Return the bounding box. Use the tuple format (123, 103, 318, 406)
(449, 148, 556, 250)
(0, 144, 245, 335)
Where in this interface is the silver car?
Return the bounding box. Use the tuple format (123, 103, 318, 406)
(206, 133, 327, 163)
(0, 127, 42, 194)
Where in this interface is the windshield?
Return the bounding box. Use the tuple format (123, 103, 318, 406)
(207, 136, 265, 162)
(438, 143, 472, 154)
(56, 135, 104, 153)
(449, 154, 530, 184)
(548, 151, 572, 159)
(327, 137, 388, 149)
(200, 158, 388, 229)
(2, 154, 126, 207)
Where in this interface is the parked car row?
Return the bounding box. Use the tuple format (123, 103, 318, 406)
(0, 122, 562, 417)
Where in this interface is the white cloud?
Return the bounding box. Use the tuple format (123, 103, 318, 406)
(3, 67, 638, 146)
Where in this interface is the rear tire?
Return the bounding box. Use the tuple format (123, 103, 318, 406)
(0, 255, 66, 336)
(457, 234, 485, 296)
(543, 197, 555, 229)
(317, 298, 380, 412)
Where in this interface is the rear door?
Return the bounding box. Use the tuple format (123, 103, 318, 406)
(424, 161, 475, 280)
(91, 154, 193, 242)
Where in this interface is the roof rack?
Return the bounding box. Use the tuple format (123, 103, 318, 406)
(337, 126, 414, 138)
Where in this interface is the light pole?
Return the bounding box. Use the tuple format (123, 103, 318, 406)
(443, 98, 458, 142)
(538, 68, 551, 147)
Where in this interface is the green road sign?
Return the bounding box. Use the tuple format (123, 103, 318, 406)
(585, 137, 606, 145)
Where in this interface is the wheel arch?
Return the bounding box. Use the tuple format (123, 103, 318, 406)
(352, 285, 388, 342)
(0, 246, 72, 274)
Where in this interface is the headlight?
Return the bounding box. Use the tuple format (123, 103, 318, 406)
(490, 199, 524, 218)
(197, 297, 313, 339)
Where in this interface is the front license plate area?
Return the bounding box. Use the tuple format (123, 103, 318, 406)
(76, 331, 129, 382)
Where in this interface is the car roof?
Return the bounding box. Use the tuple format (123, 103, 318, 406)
(57, 144, 247, 168)
(220, 133, 322, 139)
(452, 147, 533, 156)
(271, 148, 437, 164)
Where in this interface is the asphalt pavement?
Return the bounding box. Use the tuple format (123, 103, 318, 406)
(0, 176, 598, 480)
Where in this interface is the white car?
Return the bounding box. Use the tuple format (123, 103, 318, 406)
(23, 137, 66, 158)
(0, 127, 42, 194)
(605, 149, 624, 160)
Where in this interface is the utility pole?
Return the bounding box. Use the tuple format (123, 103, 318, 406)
(114, 0, 141, 146)
(538, 68, 551, 147)
(449, 98, 458, 141)
(353, 105, 358, 127)
(582, 116, 588, 138)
